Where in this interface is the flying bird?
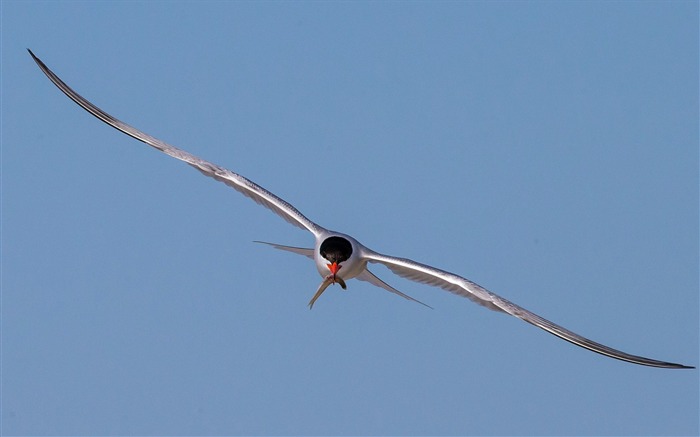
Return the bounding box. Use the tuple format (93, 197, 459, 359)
(28, 49, 693, 369)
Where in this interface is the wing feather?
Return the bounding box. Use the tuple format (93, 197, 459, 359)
(364, 251, 693, 369)
(356, 270, 433, 309)
(253, 241, 315, 259)
(29, 50, 323, 237)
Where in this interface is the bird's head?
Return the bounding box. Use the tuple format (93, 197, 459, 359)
(320, 236, 353, 285)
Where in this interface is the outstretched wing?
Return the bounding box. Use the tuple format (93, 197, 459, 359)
(29, 50, 324, 237)
(363, 250, 693, 369)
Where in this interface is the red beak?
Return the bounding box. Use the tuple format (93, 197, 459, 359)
(327, 262, 341, 277)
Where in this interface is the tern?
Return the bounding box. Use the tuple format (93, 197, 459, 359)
(29, 50, 693, 369)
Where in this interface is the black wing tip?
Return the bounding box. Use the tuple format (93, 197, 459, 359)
(27, 48, 46, 70)
(669, 363, 695, 370)
(27, 48, 39, 62)
(640, 360, 694, 369)
(418, 300, 434, 310)
(611, 349, 694, 369)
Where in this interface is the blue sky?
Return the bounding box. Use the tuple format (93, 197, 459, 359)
(2, 1, 698, 435)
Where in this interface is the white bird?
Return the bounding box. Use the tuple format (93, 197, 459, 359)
(28, 50, 693, 369)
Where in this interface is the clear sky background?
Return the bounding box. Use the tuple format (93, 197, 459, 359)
(2, 2, 698, 435)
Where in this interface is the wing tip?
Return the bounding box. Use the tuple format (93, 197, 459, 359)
(28, 48, 41, 64)
(666, 363, 695, 370)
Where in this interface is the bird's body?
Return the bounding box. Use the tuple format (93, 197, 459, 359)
(28, 49, 693, 369)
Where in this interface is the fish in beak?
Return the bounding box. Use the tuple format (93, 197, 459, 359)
(307, 263, 347, 309)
